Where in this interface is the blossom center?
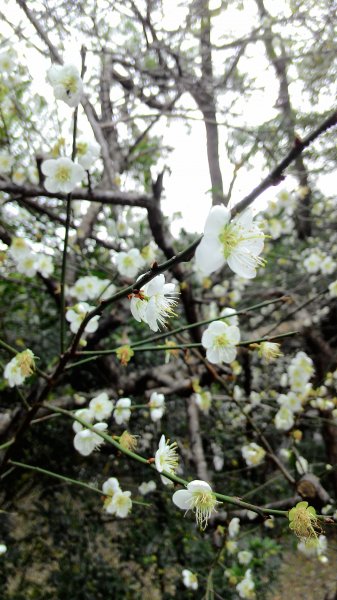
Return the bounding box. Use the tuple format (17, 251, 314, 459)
(55, 166, 71, 182)
(214, 333, 229, 348)
(218, 223, 241, 259)
(62, 75, 78, 94)
(191, 490, 218, 530)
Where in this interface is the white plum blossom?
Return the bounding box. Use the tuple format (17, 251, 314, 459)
(236, 569, 255, 599)
(65, 302, 100, 334)
(4, 349, 35, 387)
(8, 237, 31, 261)
(194, 390, 212, 414)
(277, 392, 303, 414)
(130, 273, 179, 332)
(72, 408, 95, 433)
(73, 422, 107, 456)
(182, 569, 198, 590)
(15, 251, 38, 278)
(109, 490, 132, 518)
(241, 443, 266, 467)
(296, 456, 309, 474)
(274, 405, 295, 431)
(226, 540, 238, 554)
(138, 480, 157, 495)
(201, 321, 240, 364)
(148, 391, 165, 422)
(238, 550, 253, 565)
(115, 248, 145, 279)
(0, 544, 7, 555)
(12, 168, 26, 185)
(220, 306, 239, 327)
(328, 280, 337, 298)
(89, 392, 114, 421)
(320, 256, 335, 275)
(0, 151, 14, 175)
(288, 352, 314, 392)
(172, 480, 219, 529)
(36, 254, 54, 277)
(303, 252, 321, 274)
(42, 158, 85, 194)
(155, 435, 179, 486)
(102, 477, 121, 498)
(195, 205, 264, 278)
(47, 64, 83, 107)
(102, 477, 132, 518)
(0, 48, 16, 72)
(70, 275, 115, 301)
(228, 517, 240, 538)
(113, 398, 131, 425)
(76, 138, 100, 169)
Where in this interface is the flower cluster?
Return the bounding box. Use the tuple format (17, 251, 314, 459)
(4, 349, 36, 387)
(8, 237, 54, 278)
(102, 477, 132, 518)
(274, 352, 314, 431)
(65, 302, 100, 334)
(130, 273, 179, 332)
(70, 275, 116, 302)
(148, 391, 165, 422)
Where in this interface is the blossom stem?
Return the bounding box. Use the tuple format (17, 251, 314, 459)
(8, 459, 149, 506)
(129, 296, 287, 349)
(67, 331, 296, 368)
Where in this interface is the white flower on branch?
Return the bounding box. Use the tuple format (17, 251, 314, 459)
(201, 320, 240, 364)
(47, 64, 83, 108)
(155, 434, 179, 486)
(241, 443, 266, 467)
(0, 151, 14, 175)
(148, 391, 165, 422)
(4, 349, 35, 387)
(113, 398, 132, 425)
(182, 569, 198, 590)
(73, 422, 107, 456)
(76, 138, 100, 169)
(195, 205, 265, 278)
(172, 480, 219, 530)
(102, 477, 132, 518)
(41, 157, 85, 194)
(115, 248, 145, 279)
(130, 273, 179, 332)
(89, 392, 114, 421)
(65, 302, 100, 334)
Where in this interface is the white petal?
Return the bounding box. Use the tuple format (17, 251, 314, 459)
(206, 347, 221, 363)
(227, 252, 256, 279)
(204, 205, 230, 236)
(187, 480, 212, 493)
(195, 237, 224, 275)
(172, 489, 192, 510)
(41, 160, 56, 176)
